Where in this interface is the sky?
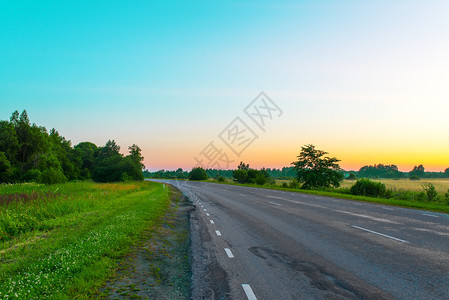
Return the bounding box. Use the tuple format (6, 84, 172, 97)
(1, 0, 449, 172)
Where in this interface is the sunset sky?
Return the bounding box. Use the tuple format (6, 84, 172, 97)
(1, 1, 449, 172)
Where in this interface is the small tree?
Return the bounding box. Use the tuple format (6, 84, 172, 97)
(422, 183, 438, 202)
(292, 144, 343, 189)
(189, 167, 208, 181)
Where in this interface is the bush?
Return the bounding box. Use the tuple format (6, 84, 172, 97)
(233, 169, 248, 184)
(288, 179, 300, 189)
(409, 175, 420, 181)
(22, 169, 41, 182)
(267, 177, 276, 185)
(350, 178, 387, 197)
(188, 167, 208, 181)
(217, 176, 225, 182)
(255, 174, 267, 185)
(281, 182, 288, 188)
(422, 183, 438, 202)
(40, 167, 68, 185)
(444, 189, 449, 204)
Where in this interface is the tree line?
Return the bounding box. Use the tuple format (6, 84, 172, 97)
(353, 164, 449, 179)
(145, 166, 296, 180)
(0, 110, 144, 184)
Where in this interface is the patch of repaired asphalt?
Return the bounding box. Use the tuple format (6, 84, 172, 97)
(100, 186, 192, 299)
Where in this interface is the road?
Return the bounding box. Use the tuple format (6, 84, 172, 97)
(152, 180, 449, 299)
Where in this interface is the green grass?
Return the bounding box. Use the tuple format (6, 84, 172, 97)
(206, 180, 449, 214)
(0, 181, 171, 299)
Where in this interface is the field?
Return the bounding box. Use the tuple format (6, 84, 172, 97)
(274, 178, 449, 194)
(0, 181, 171, 299)
(340, 178, 449, 194)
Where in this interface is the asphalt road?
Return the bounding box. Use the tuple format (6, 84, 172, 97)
(152, 180, 449, 300)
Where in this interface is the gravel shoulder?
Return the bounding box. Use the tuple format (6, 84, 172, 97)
(100, 186, 192, 299)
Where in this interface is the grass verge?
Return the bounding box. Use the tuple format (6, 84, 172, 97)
(100, 185, 191, 299)
(0, 181, 171, 299)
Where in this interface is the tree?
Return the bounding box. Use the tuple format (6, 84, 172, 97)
(422, 183, 438, 202)
(410, 165, 425, 178)
(124, 144, 144, 181)
(238, 162, 250, 171)
(291, 144, 343, 189)
(128, 144, 144, 170)
(0, 152, 13, 183)
(444, 168, 449, 178)
(0, 120, 19, 165)
(92, 140, 124, 182)
(358, 164, 403, 178)
(189, 167, 208, 181)
(72, 142, 98, 179)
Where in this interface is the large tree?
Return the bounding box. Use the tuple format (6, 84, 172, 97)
(292, 144, 343, 189)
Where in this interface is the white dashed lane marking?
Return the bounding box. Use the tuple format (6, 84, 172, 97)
(268, 202, 282, 206)
(242, 284, 257, 300)
(215, 230, 222, 236)
(352, 225, 409, 243)
(225, 248, 234, 258)
(422, 213, 439, 218)
(210, 220, 215, 224)
(206, 213, 210, 216)
(266, 195, 285, 200)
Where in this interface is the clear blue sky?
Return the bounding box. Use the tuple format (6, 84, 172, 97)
(1, 1, 449, 171)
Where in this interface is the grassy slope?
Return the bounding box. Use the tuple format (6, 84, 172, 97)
(207, 180, 449, 214)
(0, 181, 170, 299)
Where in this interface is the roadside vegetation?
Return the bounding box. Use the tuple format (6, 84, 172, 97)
(0, 110, 144, 184)
(0, 181, 172, 299)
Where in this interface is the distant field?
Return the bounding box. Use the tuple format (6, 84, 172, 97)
(340, 178, 449, 194)
(273, 178, 449, 194)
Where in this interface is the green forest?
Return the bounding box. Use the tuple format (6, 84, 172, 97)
(0, 110, 144, 184)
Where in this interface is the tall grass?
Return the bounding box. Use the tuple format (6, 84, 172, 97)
(0, 181, 170, 299)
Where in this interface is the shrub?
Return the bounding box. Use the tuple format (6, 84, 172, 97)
(288, 179, 300, 189)
(217, 176, 225, 182)
(415, 191, 427, 202)
(409, 175, 420, 181)
(255, 174, 267, 185)
(40, 167, 68, 185)
(444, 189, 449, 204)
(267, 178, 276, 185)
(188, 167, 208, 181)
(350, 178, 387, 197)
(232, 169, 248, 183)
(422, 183, 438, 202)
(22, 169, 42, 182)
(281, 182, 288, 188)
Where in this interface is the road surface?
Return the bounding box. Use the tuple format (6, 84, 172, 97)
(152, 180, 449, 299)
